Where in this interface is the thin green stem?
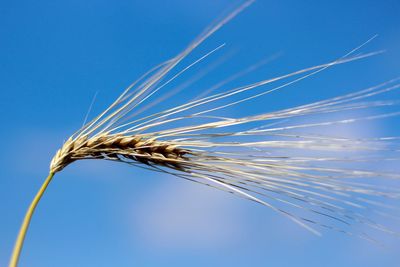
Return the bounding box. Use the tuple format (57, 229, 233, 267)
(9, 172, 55, 267)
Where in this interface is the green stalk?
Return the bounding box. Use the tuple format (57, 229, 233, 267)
(9, 172, 55, 267)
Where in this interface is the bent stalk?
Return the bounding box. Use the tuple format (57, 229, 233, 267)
(9, 172, 55, 267)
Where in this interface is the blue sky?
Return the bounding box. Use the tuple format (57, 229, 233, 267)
(1, 0, 400, 266)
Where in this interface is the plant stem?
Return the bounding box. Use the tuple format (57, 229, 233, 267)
(9, 172, 55, 267)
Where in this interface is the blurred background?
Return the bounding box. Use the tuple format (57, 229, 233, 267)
(1, 0, 400, 266)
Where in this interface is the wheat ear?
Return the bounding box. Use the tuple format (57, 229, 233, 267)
(9, 2, 256, 266)
(9, 0, 400, 266)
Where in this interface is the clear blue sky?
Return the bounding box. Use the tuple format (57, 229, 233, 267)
(1, 0, 400, 266)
